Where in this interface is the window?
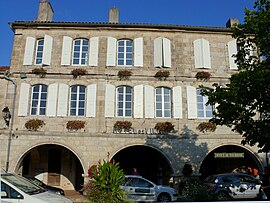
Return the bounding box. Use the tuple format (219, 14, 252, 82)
(117, 39, 133, 66)
(116, 86, 132, 117)
(72, 39, 89, 65)
(70, 85, 86, 116)
(155, 87, 171, 118)
(35, 39, 44, 65)
(30, 84, 47, 115)
(197, 89, 213, 118)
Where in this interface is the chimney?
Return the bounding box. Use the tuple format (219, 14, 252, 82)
(36, 0, 54, 21)
(226, 18, 239, 28)
(109, 8, 119, 23)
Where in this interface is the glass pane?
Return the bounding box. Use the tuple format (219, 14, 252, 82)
(126, 95, 131, 101)
(156, 95, 162, 102)
(156, 88, 162, 94)
(32, 93, 39, 99)
(81, 59, 86, 64)
(79, 94, 85, 100)
(126, 110, 131, 116)
(118, 110, 123, 116)
(70, 101, 76, 108)
(118, 53, 124, 58)
(31, 101, 38, 107)
(79, 101, 85, 107)
(78, 109, 85, 116)
(126, 41, 133, 46)
(31, 108, 37, 115)
(164, 103, 171, 109)
(118, 102, 123, 108)
(118, 47, 124, 52)
(37, 52, 43, 57)
(82, 40, 89, 45)
(37, 47, 43, 51)
(126, 102, 131, 108)
(126, 60, 132, 65)
(206, 111, 213, 117)
(164, 96, 170, 102)
(156, 103, 162, 109)
(197, 96, 203, 102)
(70, 109, 76, 116)
(164, 111, 171, 117)
(40, 101, 46, 107)
(197, 103, 204, 110)
(75, 40, 80, 45)
(156, 111, 162, 117)
(73, 59, 79, 64)
(126, 47, 133, 52)
(126, 87, 132, 93)
(118, 60, 124, 65)
(40, 108, 46, 115)
(118, 41, 124, 46)
(74, 46, 80, 51)
(198, 111, 204, 118)
(118, 95, 123, 101)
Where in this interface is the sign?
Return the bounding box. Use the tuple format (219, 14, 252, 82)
(214, 153, 244, 158)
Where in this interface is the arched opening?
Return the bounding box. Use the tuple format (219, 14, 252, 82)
(199, 145, 263, 180)
(112, 145, 173, 186)
(16, 144, 84, 191)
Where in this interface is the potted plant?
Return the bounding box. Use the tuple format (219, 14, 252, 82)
(113, 121, 132, 132)
(66, 120, 86, 131)
(195, 71, 211, 81)
(32, 67, 47, 78)
(196, 122, 216, 133)
(154, 70, 170, 80)
(25, 119, 45, 131)
(154, 122, 175, 134)
(117, 70, 132, 80)
(71, 68, 87, 79)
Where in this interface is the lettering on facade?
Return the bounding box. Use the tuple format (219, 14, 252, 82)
(112, 127, 158, 134)
(214, 153, 244, 158)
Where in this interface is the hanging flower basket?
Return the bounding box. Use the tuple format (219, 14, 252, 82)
(154, 122, 175, 134)
(71, 68, 87, 79)
(113, 121, 132, 132)
(196, 122, 216, 133)
(32, 67, 47, 78)
(154, 70, 170, 80)
(195, 71, 211, 81)
(25, 119, 45, 131)
(117, 70, 132, 80)
(66, 120, 86, 131)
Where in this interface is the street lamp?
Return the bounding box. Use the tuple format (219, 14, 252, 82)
(1, 70, 17, 172)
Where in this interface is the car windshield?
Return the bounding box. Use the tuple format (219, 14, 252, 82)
(1, 174, 46, 195)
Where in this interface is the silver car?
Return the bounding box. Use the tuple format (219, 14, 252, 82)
(121, 175, 178, 202)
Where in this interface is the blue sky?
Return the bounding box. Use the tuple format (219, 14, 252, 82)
(0, 0, 255, 66)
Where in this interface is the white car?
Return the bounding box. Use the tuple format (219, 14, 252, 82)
(1, 173, 72, 203)
(121, 175, 178, 202)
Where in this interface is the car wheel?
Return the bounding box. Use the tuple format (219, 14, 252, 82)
(157, 193, 171, 202)
(217, 191, 231, 200)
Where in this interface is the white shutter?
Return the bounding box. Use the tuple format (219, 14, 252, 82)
(57, 83, 68, 116)
(134, 37, 143, 67)
(144, 85, 154, 118)
(106, 37, 117, 66)
(134, 85, 144, 118)
(154, 37, 163, 67)
(46, 83, 58, 117)
(163, 38, 171, 68)
(194, 39, 203, 68)
(202, 39, 211, 69)
(186, 86, 197, 119)
(86, 84, 97, 117)
(105, 84, 115, 117)
(18, 83, 30, 116)
(23, 37, 35, 65)
(227, 39, 238, 70)
(42, 35, 53, 66)
(61, 36, 72, 65)
(173, 86, 182, 118)
(89, 37, 99, 66)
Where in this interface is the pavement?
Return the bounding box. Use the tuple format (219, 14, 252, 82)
(64, 190, 87, 203)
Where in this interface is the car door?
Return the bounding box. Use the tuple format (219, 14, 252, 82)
(123, 177, 156, 201)
(240, 175, 260, 199)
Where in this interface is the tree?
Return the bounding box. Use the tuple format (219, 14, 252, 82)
(201, 0, 270, 152)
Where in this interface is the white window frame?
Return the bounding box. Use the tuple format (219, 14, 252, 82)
(30, 84, 48, 116)
(70, 85, 86, 116)
(72, 39, 89, 65)
(155, 87, 171, 118)
(196, 89, 213, 119)
(35, 39, 44, 65)
(117, 39, 133, 66)
(116, 86, 132, 117)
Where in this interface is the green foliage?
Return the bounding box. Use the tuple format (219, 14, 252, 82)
(84, 158, 128, 203)
(201, 0, 270, 152)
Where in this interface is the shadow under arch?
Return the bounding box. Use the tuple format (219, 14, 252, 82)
(199, 144, 263, 180)
(15, 143, 85, 191)
(111, 144, 174, 185)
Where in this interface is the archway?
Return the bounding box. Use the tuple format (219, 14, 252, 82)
(199, 145, 263, 180)
(112, 145, 173, 186)
(16, 144, 84, 191)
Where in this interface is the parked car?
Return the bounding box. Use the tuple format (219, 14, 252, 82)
(204, 173, 267, 200)
(120, 175, 178, 202)
(1, 173, 72, 203)
(24, 176, 65, 195)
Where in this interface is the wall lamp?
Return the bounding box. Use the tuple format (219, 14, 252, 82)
(2, 106, 11, 127)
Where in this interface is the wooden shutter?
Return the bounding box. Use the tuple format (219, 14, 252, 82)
(18, 83, 30, 116)
(186, 86, 197, 119)
(227, 39, 238, 70)
(144, 85, 154, 118)
(86, 84, 97, 117)
(46, 83, 58, 117)
(194, 39, 211, 69)
(173, 86, 182, 118)
(202, 39, 211, 69)
(57, 83, 68, 116)
(42, 35, 53, 66)
(163, 38, 171, 68)
(23, 37, 35, 65)
(89, 37, 99, 66)
(134, 85, 144, 118)
(61, 36, 72, 65)
(154, 37, 163, 67)
(106, 37, 117, 66)
(105, 84, 115, 117)
(134, 37, 143, 67)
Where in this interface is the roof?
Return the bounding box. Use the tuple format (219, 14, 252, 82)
(9, 21, 232, 33)
(0, 66, 10, 72)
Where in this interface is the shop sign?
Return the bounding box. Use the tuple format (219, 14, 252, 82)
(214, 153, 244, 158)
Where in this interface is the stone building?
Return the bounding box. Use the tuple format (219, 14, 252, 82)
(1, 0, 266, 191)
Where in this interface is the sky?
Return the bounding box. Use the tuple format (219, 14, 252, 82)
(0, 0, 255, 66)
